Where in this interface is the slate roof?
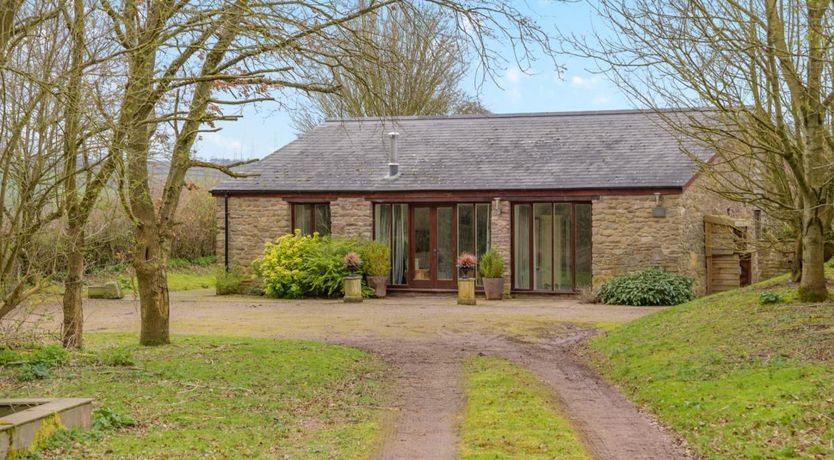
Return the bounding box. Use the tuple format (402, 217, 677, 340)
(211, 109, 711, 193)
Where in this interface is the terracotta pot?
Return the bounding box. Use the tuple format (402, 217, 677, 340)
(367, 275, 387, 298)
(483, 278, 504, 300)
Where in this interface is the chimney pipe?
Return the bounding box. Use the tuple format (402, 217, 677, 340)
(387, 131, 400, 177)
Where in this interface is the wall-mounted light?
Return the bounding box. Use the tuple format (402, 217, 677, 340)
(652, 192, 666, 218)
(493, 197, 502, 215)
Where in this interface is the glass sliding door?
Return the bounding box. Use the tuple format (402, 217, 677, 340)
(458, 204, 475, 256)
(553, 204, 572, 289)
(475, 204, 490, 260)
(458, 203, 492, 285)
(412, 207, 431, 283)
(436, 207, 454, 281)
(513, 202, 591, 292)
(533, 203, 554, 290)
(513, 204, 531, 289)
(374, 203, 409, 285)
(575, 204, 592, 288)
(391, 204, 408, 285)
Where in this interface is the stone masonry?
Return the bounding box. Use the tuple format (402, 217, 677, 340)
(330, 198, 373, 239)
(591, 194, 686, 289)
(216, 196, 290, 270)
(489, 199, 512, 295)
(217, 179, 787, 294)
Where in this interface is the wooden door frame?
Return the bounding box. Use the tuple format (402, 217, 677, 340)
(408, 204, 457, 289)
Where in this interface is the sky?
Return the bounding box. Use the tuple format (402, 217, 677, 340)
(194, 1, 631, 160)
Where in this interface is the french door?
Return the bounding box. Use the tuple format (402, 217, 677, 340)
(410, 205, 456, 289)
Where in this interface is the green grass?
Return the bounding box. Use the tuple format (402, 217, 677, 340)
(591, 270, 834, 459)
(1, 335, 388, 459)
(460, 356, 591, 460)
(165, 270, 215, 291)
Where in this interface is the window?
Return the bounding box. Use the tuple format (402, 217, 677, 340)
(292, 203, 331, 235)
(513, 202, 592, 291)
(374, 203, 409, 285)
(457, 203, 491, 283)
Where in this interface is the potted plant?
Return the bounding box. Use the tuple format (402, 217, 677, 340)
(457, 252, 477, 279)
(479, 248, 505, 300)
(343, 252, 363, 303)
(456, 252, 477, 305)
(364, 241, 390, 298)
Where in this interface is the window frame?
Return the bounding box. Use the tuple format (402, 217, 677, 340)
(291, 202, 331, 236)
(511, 201, 591, 293)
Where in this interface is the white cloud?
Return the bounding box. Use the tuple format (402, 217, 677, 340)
(569, 74, 602, 89)
(506, 66, 523, 84)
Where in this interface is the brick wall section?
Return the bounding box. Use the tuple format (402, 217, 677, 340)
(216, 196, 290, 269)
(591, 194, 686, 289)
(489, 199, 512, 293)
(330, 198, 373, 239)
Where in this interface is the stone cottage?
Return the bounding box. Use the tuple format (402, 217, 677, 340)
(211, 109, 787, 296)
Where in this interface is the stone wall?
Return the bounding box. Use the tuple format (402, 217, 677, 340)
(216, 196, 290, 269)
(591, 194, 686, 288)
(679, 176, 761, 295)
(489, 199, 512, 295)
(330, 198, 373, 239)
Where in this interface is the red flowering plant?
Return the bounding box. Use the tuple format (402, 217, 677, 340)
(456, 252, 477, 279)
(343, 252, 362, 275)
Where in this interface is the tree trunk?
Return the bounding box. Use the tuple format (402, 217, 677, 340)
(798, 211, 828, 302)
(791, 236, 802, 283)
(61, 229, 84, 348)
(135, 233, 170, 346)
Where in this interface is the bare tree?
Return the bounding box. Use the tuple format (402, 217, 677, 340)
(0, 0, 72, 321)
(569, 0, 834, 301)
(96, 0, 553, 345)
(292, 5, 487, 131)
(59, 0, 122, 348)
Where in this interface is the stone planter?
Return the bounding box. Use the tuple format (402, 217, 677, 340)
(87, 281, 123, 299)
(343, 275, 363, 303)
(483, 278, 504, 300)
(457, 278, 476, 305)
(1, 398, 93, 458)
(367, 276, 387, 298)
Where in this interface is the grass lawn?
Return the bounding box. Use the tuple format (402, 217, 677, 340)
(1, 334, 388, 459)
(591, 271, 834, 459)
(165, 269, 215, 291)
(460, 356, 591, 460)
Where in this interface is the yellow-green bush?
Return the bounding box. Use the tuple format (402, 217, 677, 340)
(254, 231, 372, 298)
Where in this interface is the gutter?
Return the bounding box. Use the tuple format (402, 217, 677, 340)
(224, 193, 230, 272)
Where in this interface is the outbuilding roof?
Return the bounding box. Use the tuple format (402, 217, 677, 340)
(211, 109, 710, 193)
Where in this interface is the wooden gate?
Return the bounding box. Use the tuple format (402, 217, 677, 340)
(705, 215, 750, 294)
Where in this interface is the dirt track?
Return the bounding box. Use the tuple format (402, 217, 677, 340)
(32, 291, 693, 459)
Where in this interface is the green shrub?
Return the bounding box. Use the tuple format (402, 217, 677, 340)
(97, 346, 135, 366)
(597, 268, 694, 306)
(18, 363, 51, 381)
(255, 230, 371, 298)
(0, 348, 21, 365)
(362, 241, 390, 277)
(29, 344, 69, 368)
(478, 248, 505, 279)
(93, 407, 136, 430)
(759, 291, 784, 305)
(215, 267, 246, 295)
